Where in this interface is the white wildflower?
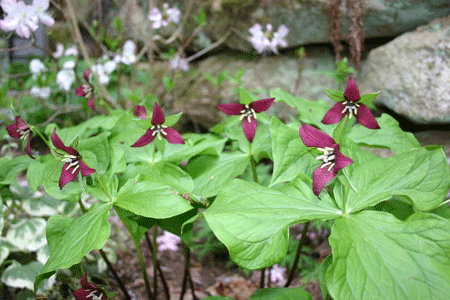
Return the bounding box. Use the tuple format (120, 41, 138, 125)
(120, 40, 137, 65)
(29, 58, 46, 75)
(170, 52, 189, 72)
(156, 231, 181, 252)
(148, 3, 181, 29)
(249, 23, 289, 54)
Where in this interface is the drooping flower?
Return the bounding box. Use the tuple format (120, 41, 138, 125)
(299, 124, 353, 196)
(76, 69, 95, 111)
(132, 102, 184, 147)
(148, 3, 181, 29)
(6, 116, 34, 158)
(322, 78, 380, 129)
(73, 274, 108, 300)
(51, 129, 95, 189)
(133, 105, 147, 119)
(156, 231, 181, 252)
(218, 98, 274, 142)
(248, 23, 289, 54)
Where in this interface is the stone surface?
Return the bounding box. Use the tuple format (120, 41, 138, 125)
(207, 0, 450, 52)
(359, 16, 450, 124)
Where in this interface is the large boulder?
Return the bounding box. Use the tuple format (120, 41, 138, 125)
(207, 0, 450, 52)
(359, 16, 450, 124)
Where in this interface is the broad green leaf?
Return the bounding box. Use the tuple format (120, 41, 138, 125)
(0, 155, 33, 187)
(6, 218, 47, 251)
(249, 287, 312, 300)
(188, 153, 250, 198)
(115, 179, 193, 219)
(41, 159, 82, 201)
(78, 132, 110, 175)
(2, 261, 42, 291)
(318, 255, 332, 299)
(250, 116, 272, 162)
(115, 206, 157, 245)
(347, 114, 420, 154)
(35, 202, 112, 291)
(203, 179, 342, 269)
(342, 147, 450, 212)
(159, 208, 198, 247)
(162, 134, 226, 163)
(26, 154, 53, 190)
(359, 91, 381, 105)
(323, 88, 344, 102)
(108, 143, 126, 173)
(270, 88, 332, 134)
(270, 116, 316, 186)
(327, 211, 450, 300)
(239, 87, 260, 104)
(0, 245, 9, 266)
(86, 171, 118, 202)
(22, 195, 63, 217)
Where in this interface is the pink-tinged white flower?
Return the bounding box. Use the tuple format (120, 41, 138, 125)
(31, 0, 54, 27)
(6, 116, 34, 158)
(218, 98, 274, 142)
(299, 124, 353, 196)
(53, 43, 79, 58)
(322, 78, 380, 129)
(76, 69, 95, 111)
(52, 129, 96, 189)
(249, 23, 289, 54)
(132, 102, 185, 146)
(170, 52, 189, 72)
(148, 3, 181, 29)
(0, 0, 38, 39)
(117, 40, 136, 65)
(30, 86, 51, 99)
(29, 58, 46, 75)
(265, 264, 286, 283)
(91, 61, 116, 85)
(156, 231, 181, 252)
(73, 274, 108, 300)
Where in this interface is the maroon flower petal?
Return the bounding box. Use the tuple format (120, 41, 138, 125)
(151, 102, 165, 125)
(312, 164, 338, 196)
(299, 124, 335, 148)
(73, 287, 94, 300)
(334, 148, 353, 170)
(355, 104, 380, 129)
(88, 96, 96, 111)
(133, 105, 147, 119)
(132, 128, 156, 147)
(242, 117, 257, 142)
(75, 85, 86, 97)
(321, 102, 346, 125)
(164, 127, 185, 144)
(59, 162, 79, 189)
(51, 129, 79, 156)
(25, 132, 35, 159)
(15, 116, 29, 131)
(218, 103, 246, 115)
(83, 69, 90, 82)
(80, 274, 98, 290)
(6, 122, 20, 138)
(343, 78, 360, 102)
(250, 98, 275, 113)
(79, 160, 96, 177)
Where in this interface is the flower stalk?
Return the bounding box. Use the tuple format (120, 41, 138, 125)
(285, 221, 311, 287)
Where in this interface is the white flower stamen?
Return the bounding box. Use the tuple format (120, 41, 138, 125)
(317, 147, 336, 171)
(239, 105, 257, 123)
(341, 101, 360, 119)
(62, 154, 80, 173)
(151, 124, 168, 140)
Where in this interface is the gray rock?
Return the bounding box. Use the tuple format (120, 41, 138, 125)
(207, 0, 450, 52)
(359, 16, 450, 124)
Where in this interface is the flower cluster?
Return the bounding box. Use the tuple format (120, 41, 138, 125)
(53, 43, 78, 59)
(91, 59, 117, 85)
(248, 23, 289, 54)
(148, 3, 181, 29)
(56, 60, 76, 92)
(0, 0, 54, 39)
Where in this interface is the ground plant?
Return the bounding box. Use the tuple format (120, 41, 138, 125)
(1, 1, 449, 300)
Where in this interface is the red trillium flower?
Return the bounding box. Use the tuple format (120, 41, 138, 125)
(133, 105, 147, 119)
(132, 102, 184, 147)
(6, 116, 34, 158)
(322, 78, 380, 129)
(51, 129, 96, 189)
(73, 274, 108, 300)
(299, 124, 353, 196)
(218, 98, 274, 142)
(76, 69, 96, 111)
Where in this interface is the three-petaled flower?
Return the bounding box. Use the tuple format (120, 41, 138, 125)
(76, 69, 96, 111)
(6, 116, 35, 158)
(299, 124, 353, 196)
(322, 78, 380, 129)
(73, 274, 108, 300)
(133, 105, 147, 119)
(51, 129, 96, 189)
(218, 98, 274, 142)
(132, 102, 184, 147)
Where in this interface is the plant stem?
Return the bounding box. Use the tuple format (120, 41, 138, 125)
(250, 155, 259, 183)
(30, 126, 51, 149)
(260, 269, 266, 289)
(153, 226, 158, 298)
(77, 200, 131, 299)
(136, 240, 155, 300)
(145, 233, 170, 300)
(180, 244, 197, 300)
(285, 221, 311, 287)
